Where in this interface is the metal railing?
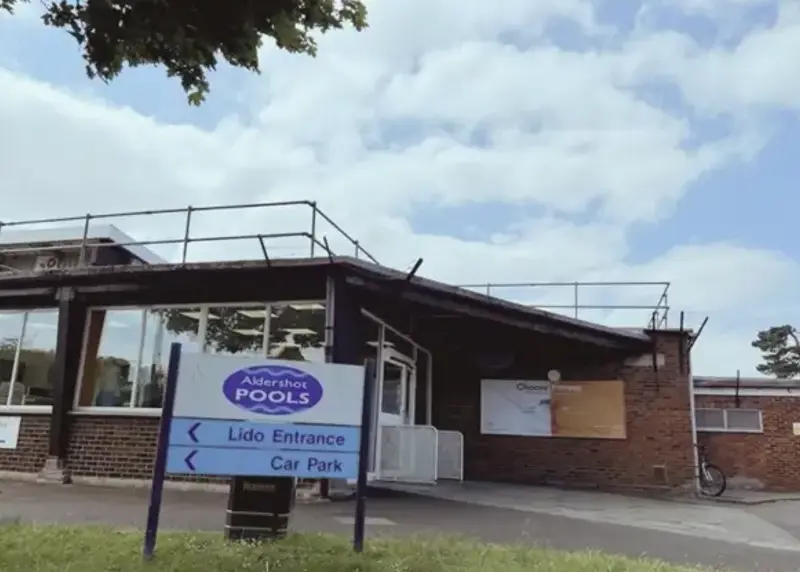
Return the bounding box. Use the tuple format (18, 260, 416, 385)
(457, 281, 671, 329)
(0, 200, 379, 267)
(378, 425, 439, 483)
(0, 201, 671, 329)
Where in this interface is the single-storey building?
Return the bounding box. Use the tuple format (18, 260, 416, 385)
(695, 376, 800, 491)
(0, 202, 738, 494)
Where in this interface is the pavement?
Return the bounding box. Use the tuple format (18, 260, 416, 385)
(377, 480, 800, 551)
(3, 480, 800, 572)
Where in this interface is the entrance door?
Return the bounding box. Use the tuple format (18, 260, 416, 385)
(375, 348, 437, 481)
(379, 349, 415, 427)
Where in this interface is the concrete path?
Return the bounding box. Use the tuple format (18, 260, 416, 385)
(3, 480, 800, 572)
(377, 481, 800, 552)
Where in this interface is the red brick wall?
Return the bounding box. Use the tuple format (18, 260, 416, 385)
(432, 332, 695, 490)
(66, 415, 226, 484)
(695, 394, 800, 491)
(0, 413, 50, 472)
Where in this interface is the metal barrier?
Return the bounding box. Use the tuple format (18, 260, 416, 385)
(436, 430, 464, 481)
(378, 425, 439, 483)
(0, 201, 671, 330)
(0, 200, 379, 268)
(456, 281, 671, 329)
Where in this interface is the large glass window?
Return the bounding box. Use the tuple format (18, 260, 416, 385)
(0, 310, 58, 407)
(75, 301, 326, 410)
(77, 307, 203, 408)
(268, 303, 325, 363)
(206, 305, 269, 357)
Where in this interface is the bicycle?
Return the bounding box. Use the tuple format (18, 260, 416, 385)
(696, 444, 726, 497)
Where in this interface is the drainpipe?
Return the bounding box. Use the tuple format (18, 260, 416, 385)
(687, 347, 701, 495)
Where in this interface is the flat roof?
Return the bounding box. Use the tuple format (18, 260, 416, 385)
(340, 257, 653, 345)
(0, 224, 168, 265)
(694, 376, 800, 389)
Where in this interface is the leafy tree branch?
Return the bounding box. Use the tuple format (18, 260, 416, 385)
(0, 0, 368, 104)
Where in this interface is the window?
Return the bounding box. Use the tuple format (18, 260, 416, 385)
(267, 303, 325, 363)
(0, 310, 58, 407)
(206, 305, 268, 357)
(381, 361, 404, 415)
(75, 301, 327, 410)
(77, 307, 203, 409)
(144, 308, 204, 408)
(695, 408, 762, 433)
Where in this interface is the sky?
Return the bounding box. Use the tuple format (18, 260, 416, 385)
(0, 0, 799, 376)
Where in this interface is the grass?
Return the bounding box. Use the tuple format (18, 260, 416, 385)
(0, 524, 707, 572)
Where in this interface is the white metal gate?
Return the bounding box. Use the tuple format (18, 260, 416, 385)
(437, 430, 464, 480)
(378, 425, 439, 483)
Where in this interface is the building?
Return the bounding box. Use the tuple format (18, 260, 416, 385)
(695, 376, 800, 491)
(0, 201, 705, 492)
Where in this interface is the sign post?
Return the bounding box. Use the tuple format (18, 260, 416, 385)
(353, 357, 376, 553)
(143, 348, 368, 558)
(143, 342, 182, 561)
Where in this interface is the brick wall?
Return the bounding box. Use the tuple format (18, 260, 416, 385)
(432, 331, 695, 490)
(0, 413, 50, 472)
(695, 394, 800, 491)
(66, 415, 227, 484)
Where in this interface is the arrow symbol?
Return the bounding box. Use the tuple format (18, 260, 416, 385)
(184, 450, 197, 472)
(187, 422, 201, 443)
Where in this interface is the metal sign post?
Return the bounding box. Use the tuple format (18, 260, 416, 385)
(353, 358, 376, 553)
(143, 342, 182, 561)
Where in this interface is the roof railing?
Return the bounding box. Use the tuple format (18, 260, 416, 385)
(456, 281, 671, 329)
(0, 200, 380, 267)
(0, 202, 671, 329)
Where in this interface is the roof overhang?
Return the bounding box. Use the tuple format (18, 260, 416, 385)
(0, 255, 653, 351)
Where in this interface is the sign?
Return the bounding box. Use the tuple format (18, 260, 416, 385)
(793, 422, 800, 436)
(0, 416, 21, 449)
(144, 345, 375, 559)
(33, 254, 77, 272)
(174, 354, 364, 426)
(480, 379, 626, 439)
(480, 380, 551, 436)
(551, 381, 626, 439)
(167, 354, 365, 479)
(166, 418, 361, 478)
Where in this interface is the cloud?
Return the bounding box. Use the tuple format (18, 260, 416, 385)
(0, 0, 797, 377)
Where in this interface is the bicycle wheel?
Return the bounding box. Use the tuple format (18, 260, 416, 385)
(700, 464, 727, 497)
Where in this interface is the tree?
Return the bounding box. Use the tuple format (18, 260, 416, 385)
(751, 325, 800, 378)
(0, 0, 368, 105)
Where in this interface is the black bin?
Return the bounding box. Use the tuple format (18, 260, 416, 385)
(225, 476, 296, 542)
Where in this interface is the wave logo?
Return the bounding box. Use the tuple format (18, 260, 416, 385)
(222, 365, 324, 416)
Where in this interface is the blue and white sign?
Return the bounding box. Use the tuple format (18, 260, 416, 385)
(174, 354, 364, 426)
(166, 354, 365, 479)
(221, 364, 324, 415)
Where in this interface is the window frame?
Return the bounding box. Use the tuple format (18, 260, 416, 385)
(0, 308, 60, 413)
(695, 407, 763, 434)
(72, 300, 327, 416)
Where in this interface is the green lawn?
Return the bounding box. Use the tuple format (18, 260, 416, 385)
(0, 524, 708, 571)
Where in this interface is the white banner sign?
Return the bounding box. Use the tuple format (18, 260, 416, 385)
(480, 379, 552, 437)
(174, 354, 365, 426)
(0, 416, 21, 449)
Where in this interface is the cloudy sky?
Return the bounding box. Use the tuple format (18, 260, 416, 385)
(0, 0, 798, 376)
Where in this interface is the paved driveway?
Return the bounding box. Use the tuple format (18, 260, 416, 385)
(2, 481, 800, 572)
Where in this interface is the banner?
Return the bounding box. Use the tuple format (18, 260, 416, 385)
(480, 379, 626, 440)
(480, 380, 552, 437)
(551, 381, 626, 439)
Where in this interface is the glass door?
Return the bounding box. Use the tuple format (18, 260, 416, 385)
(379, 356, 410, 426)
